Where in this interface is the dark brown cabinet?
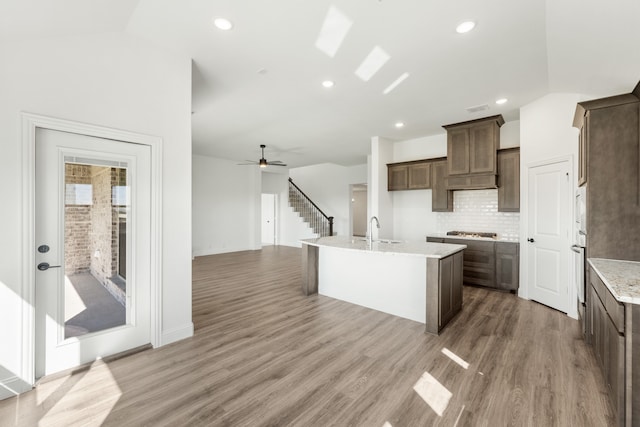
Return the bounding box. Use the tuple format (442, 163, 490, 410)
(387, 160, 432, 191)
(495, 242, 519, 291)
(573, 85, 640, 261)
(426, 250, 464, 334)
(431, 160, 453, 212)
(387, 164, 408, 191)
(408, 162, 431, 189)
(443, 115, 504, 190)
(427, 237, 519, 292)
(587, 267, 625, 425)
(497, 148, 520, 212)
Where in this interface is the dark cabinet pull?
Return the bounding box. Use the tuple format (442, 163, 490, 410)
(527, 238, 535, 243)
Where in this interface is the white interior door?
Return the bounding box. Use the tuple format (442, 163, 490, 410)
(35, 128, 151, 377)
(527, 160, 571, 313)
(261, 193, 276, 245)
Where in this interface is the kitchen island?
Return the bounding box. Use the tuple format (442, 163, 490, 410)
(300, 236, 466, 335)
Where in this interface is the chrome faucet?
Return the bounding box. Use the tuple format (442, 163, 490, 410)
(368, 216, 380, 246)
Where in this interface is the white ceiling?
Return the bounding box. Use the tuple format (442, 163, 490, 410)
(3, 0, 640, 168)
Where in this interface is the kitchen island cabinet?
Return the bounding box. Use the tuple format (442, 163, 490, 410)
(301, 236, 466, 335)
(587, 258, 640, 426)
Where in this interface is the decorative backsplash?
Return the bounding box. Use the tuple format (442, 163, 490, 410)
(436, 189, 520, 240)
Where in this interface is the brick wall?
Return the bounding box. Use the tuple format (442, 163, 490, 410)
(90, 166, 116, 283)
(64, 164, 92, 274)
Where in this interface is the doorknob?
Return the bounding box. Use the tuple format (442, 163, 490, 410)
(37, 262, 61, 271)
(527, 238, 535, 243)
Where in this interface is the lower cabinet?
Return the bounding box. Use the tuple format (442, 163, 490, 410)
(426, 250, 463, 335)
(587, 267, 626, 426)
(427, 237, 519, 292)
(495, 242, 519, 291)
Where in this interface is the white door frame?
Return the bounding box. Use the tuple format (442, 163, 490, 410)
(520, 154, 575, 317)
(21, 112, 163, 386)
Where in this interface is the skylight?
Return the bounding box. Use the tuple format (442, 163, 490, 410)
(355, 46, 390, 82)
(315, 6, 353, 58)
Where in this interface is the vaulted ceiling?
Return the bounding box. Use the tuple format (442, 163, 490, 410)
(3, 0, 640, 167)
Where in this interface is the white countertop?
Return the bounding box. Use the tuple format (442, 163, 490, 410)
(301, 236, 466, 259)
(588, 258, 640, 304)
(427, 232, 519, 243)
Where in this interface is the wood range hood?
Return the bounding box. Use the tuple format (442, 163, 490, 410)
(443, 114, 505, 190)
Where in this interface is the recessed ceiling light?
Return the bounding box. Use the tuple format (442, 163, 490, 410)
(496, 98, 508, 105)
(322, 80, 335, 88)
(213, 17, 233, 30)
(395, 122, 405, 128)
(456, 21, 475, 34)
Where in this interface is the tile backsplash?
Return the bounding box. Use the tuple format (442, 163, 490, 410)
(436, 189, 520, 240)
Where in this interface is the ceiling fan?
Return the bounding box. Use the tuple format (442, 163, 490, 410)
(238, 144, 287, 168)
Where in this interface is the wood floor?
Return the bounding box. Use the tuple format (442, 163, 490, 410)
(0, 245, 615, 426)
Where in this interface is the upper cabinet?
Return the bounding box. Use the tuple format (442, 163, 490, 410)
(497, 148, 520, 212)
(431, 160, 453, 212)
(573, 82, 640, 261)
(443, 115, 505, 190)
(387, 160, 432, 191)
(388, 164, 408, 191)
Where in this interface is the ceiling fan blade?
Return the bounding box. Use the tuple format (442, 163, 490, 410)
(268, 163, 287, 167)
(268, 160, 286, 164)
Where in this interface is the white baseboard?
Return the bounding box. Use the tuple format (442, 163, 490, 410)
(0, 376, 32, 401)
(160, 323, 194, 346)
(192, 246, 257, 257)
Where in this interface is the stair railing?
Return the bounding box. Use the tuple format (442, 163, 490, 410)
(288, 178, 334, 237)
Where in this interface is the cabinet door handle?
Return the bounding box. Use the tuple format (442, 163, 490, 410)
(527, 238, 535, 243)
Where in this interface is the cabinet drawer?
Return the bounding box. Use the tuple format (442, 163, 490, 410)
(590, 267, 625, 334)
(444, 238, 494, 252)
(495, 241, 518, 255)
(605, 289, 625, 334)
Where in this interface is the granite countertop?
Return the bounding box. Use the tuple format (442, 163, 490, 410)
(301, 236, 466, 259)
(588, 258, 640, 304)
(426, 232, 519, 243)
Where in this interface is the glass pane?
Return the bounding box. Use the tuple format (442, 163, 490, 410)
(64, 163, 129, 339)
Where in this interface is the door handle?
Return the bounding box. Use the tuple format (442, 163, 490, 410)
(570, 244, 584, 253)
(527, 238, 535, 243)
(37, 262, 61, 271)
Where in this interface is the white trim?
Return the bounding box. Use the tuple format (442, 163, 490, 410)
(161, 323, 194, 346)
(520, 154, 575, 316)
(20, 112, 163, 387)
(0, 376, 32, 400)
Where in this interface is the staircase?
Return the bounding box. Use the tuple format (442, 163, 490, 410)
(288, 178, 333, 237)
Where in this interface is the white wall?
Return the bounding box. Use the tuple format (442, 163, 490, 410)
(289, 163, 368, 238)
(370, 137, 395, 239)
(519, 93, 589, 302)
(192, 155, 261, 256)
(262, 170, 316, 247)
(0, 32, 192, 398)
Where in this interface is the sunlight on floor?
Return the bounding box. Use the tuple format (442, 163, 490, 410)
(64, 275, 86, 322)
(413, 372, 452, 417)
(37, 362, 121, 426)
(382, 422, 393, 427)
(441, 347, 470, 370)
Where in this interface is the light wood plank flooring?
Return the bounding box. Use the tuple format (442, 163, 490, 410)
(0, 245, 615, 426)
